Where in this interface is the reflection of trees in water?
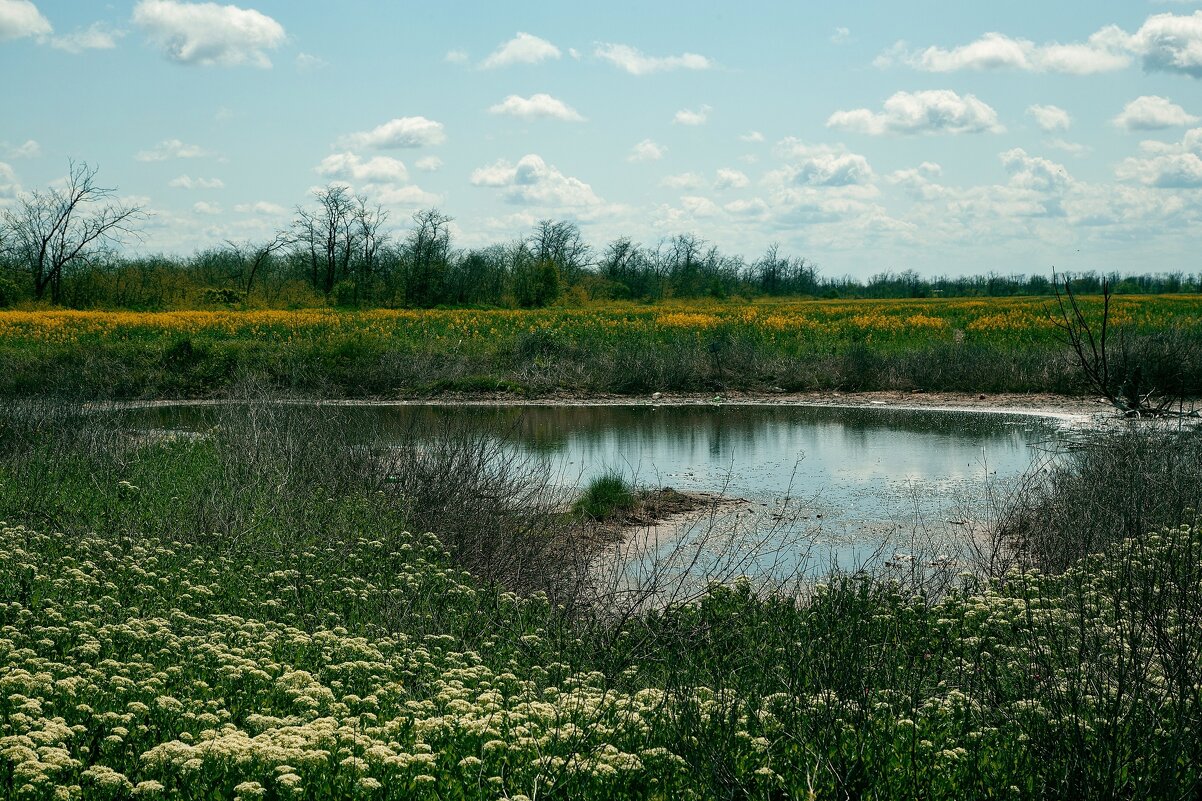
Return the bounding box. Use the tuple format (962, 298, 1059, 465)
(118, 403, 1050, 461)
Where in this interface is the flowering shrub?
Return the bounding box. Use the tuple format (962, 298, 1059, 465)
(2, 513, 1200, 799)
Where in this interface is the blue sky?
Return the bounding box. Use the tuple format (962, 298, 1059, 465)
(2, 1, 1201, 278)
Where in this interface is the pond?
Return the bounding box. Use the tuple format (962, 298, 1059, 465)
(121, 402, 1070, 584)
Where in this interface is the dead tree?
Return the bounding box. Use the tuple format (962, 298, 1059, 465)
(1, 161, 146, 303)
(1052, 273, 1184, 417)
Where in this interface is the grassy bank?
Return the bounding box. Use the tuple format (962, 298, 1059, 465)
(1, 296, 1200, 398)
(2, 401, 1202, 798)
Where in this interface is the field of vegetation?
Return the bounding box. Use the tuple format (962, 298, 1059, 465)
(2, 401, 1201, 799)
(2, 294, 1200, 399)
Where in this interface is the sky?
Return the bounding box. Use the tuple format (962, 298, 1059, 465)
(2, 0, 1202, 279)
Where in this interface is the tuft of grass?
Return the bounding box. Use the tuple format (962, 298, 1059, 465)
(573, 470, 637, 521)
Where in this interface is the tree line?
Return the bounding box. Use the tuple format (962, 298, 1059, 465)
(1, 163, 1199, 310)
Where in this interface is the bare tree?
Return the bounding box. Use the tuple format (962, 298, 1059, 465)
(293, 185, 358, 295)
(353, 197, 389, 304)
(0, 161, 146, 303)
(1053, 273, 1186, 417)
(225, 231, 293, 297)
(403, 208, 452, 307)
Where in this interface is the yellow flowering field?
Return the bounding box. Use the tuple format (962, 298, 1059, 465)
(1, 295, 1199, 349)
(1, 296, 1200, 397)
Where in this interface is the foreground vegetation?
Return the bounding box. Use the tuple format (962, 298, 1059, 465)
(2, 295, 1200, 399)
(2, 401, 1202, 799)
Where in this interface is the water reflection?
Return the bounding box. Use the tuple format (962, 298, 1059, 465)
(123, 403, 1057, 538)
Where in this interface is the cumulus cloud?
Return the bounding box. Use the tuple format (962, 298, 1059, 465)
(1000, 148, 1073, 192)
(372, 184, 442, 208)
(480, 32, 560, 68)
(1028, 104, 1072, 132)
(628, 139, 666, 162)
(316, 152, 408, 184)
(674, 105, 711, 126)
(4, 139, 39, 159)
(51, 22, 124, 53)
(192, 200, 222, 215)
(337, 117, 446, 149)
(1113, 96, 1199, 130)
(794, 152, 874, 186)
(0, 0, 50, 41)
(830, 27, 851, 45)
(1128, 12, 1202, 78)
(135, 138, 210, 161)
(827, 90, 1002, 135)
(414, 156, 443, 172)
(132, 0, 286, 68)
(879, 13, 1202, 79)
(470, 154, 602, 207)
(488, 93, 584, 122)
(885, 30, 1130, 75)
(1048, 139, 1090, 156)
(660, 172, 705, 189)
(713, 168, 750, 190)
(0, 161, 19, 200)
(234, 200, 286, 214)
(594, 43, 712, 75)
(740, 131, 765, 143)
(443, 48, 468, 64)
(169, 174, 224, 189)
(1117, 127, 1202, 187)
(680, 195, 721, 217)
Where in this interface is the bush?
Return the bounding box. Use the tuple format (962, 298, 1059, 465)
(573, 470, 636, 520)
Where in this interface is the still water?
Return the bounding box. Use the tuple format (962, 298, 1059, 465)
(124, 402, 1067, 578)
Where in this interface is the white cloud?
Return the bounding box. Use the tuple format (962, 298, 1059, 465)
(443, 48, 468, 64)
(135, 138, 210, 161)
(628, 139, 666, 162)
(1113, 96, 1199, 131)
(881, 29, 1130, 75)
(1127, 12, 1202, 78)
(51, 22, 123, 53)
(295, 52, 328, 72)
(740, 131, 765, 143)
(724, 197, 769, 217)
(594, 43, 712, 75)
(337, 117, 446, 149)
(1000, 148, 1072, 192)
(1116, 127, 1202, 187)
(234, 200, 286, 215)
(680, 195, 721, 217)
(132, 0, 286, 68)
(169, 174, 224, 189)
(660, 172, 705, 189)
(4, 139, 39, 159)
(488, 93, 584, 122)
(674, 105, 711, 126)
(372, 184, 442, 208)
(1028, 104, 1072, 132)
(827, 90, 1003, 135)
(879, 13, 1202, 79)
(316, 152, 408, 184)
(0, 161, 20, 200)
(480, 32, 560, 68)
(713, 168, 750, 190)
(1047, 139, 1091, 156)
(0, 0, 50, 41)
(830, 27, 851, 45)
(794, 152, 874, 186)
(470, 154, 602, 207)
(415, 156, 443, 172)
(192, 200, 222, 215)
